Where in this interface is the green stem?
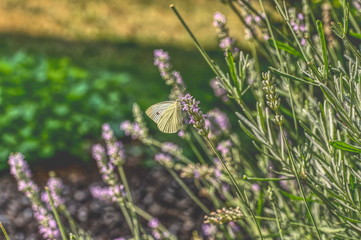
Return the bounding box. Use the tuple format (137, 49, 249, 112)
(167, 168, 210, 214)
(187, 137, 206, 164)
(170, 4, 224, 81)
(0, 222, 10, 240)
(205, 136, 264, 240)
(192, 129, 213, 160)
(46, 188, 68, 240)
(59, 206, 78, 236)
(130, 205, 177, 240)
(261, 0, 299, 134)
(118, 166, 140, 240)
(243, 175, 294, 182)
(272, 202, 285, 240)
(118, 200, 136, 237)
(151, 139, 192, 164)
(280, 127, 322, 239)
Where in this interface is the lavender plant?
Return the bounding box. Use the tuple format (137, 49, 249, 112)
(7, 0, 361, 239)
(119, 0, 361, 239)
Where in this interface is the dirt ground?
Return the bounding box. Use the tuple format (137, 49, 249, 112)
(0, 159, 208, 239)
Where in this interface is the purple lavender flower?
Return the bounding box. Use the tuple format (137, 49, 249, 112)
(180, 94, 209, 137)
(148, 218, 160, 228)
(206, 108, 230, 137)
(177, 130, 186, 138)
(353, 1, 361, 11)
(229, 221, 241, 233)
(297, 13, 304, 20)
(213, 12, 227, 27)
(254, 15, 261, 23)
(251, 184, 261, 193)
(154, 153, 173, 168)
(102, 123, 113, 140)
(289, 10, 308, 45)
(217, 140, 232, 157)
(210, 78, 228, 102)
(92, 144, 118, 185)
(8, 153, 39, 198)
(33, 205, 60, 239)
(41, 176, 65, 208)
(154, 49, 184, 86)
(213, 12, 238, 56)
(102, 124, 125, 166)
(219, 37, 235, 50)
(152, 230, 162, 240)
(120, 120, 147, 141)
(245, 14, 253, 25)
(91, 185, 125, 203)
(8, 153, 60, 239)
(300, 38, 306, 46)
(193, 169, 201, 179)
(161, 142, 181, 154)
(202, 224, 217, 237)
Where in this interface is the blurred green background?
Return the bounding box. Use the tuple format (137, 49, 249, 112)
(0, 0, 249, 169)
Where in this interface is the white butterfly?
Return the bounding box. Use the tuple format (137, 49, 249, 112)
(146, 100, 183, 133)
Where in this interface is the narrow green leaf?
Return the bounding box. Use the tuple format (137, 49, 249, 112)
(329, 140, 361, 153)
(316, 20, 329, 79)
(268, 39, 302, 57)
(280, 190, 315, 202)
(226, 50, 239, 91)
(269, 67, 318, 85)
(349, 30, 361, 40)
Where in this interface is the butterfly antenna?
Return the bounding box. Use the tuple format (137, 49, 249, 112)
(176, 88, 187, 100)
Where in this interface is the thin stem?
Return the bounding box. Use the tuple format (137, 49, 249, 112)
(170, 4, 224, 81)
(272, 202, 285, 240)
(260, 0, 299, 134)
(227, 0, 272, 62)
(118, 200, 136, 237)
(192, 129, 213, 161)
(280, 126, 322, 239)
(187, 137, 206, 164)
(131, 205, 177, 240)
(46, 188, 68, 240)
(151, 139, 192, 164)
(59, 206, 78, 236)
(243, 175, 295, 182)
(118, 166, 140, 240)
(205, 136, 264, 240)
(0, 222, 10, 240)
(167, 168, 210, 214)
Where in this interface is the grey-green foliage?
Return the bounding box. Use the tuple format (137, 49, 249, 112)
(160, 1, 361, 239)
(225, 0, 361, 238)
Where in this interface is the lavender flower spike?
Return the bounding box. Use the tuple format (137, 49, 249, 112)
(102, 123, 126, 166)
(8, 153, 39, 198)
(154, 49, 184, 86)
(41, 174, 65, 208)
(180, 94, 209, 137)
(8, 153, 60, 239)
(213, 12, 239, 56)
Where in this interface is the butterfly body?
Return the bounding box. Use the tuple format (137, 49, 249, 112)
(146, 100, 182, 133)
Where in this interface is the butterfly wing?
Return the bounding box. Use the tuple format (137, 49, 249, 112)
(157, 101, 183, 133)
(146, 101, 174, 124)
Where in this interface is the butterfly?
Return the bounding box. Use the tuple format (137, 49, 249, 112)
(146, 100, 183, 133)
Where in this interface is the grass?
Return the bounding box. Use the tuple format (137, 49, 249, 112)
(0, 0, 247, 48)
(0, 0, 247, 110)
